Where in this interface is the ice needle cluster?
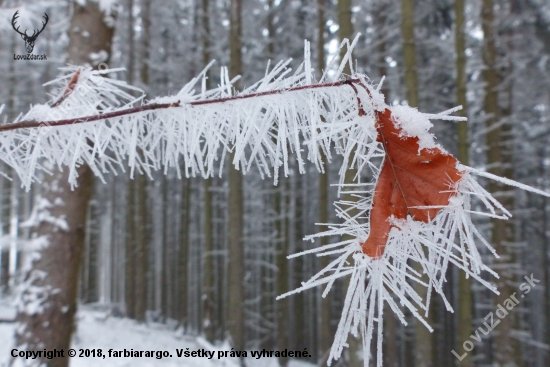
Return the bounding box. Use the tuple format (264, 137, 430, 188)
(0, 36, 549, 367)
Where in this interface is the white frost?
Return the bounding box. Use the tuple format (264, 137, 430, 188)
(280, 171, 505, 367)
(20, 197, 69, 231)
(0, 34, 546, 367)
(389, 105, 439, 152)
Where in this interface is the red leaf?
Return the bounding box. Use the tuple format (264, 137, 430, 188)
(361, 109, 464, 258)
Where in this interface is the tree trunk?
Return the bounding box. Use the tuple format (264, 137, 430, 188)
(338, 0, 353, 76)
(293, 172, 307, 360)
(455, 0, 469, 166)
(134, 0, 151, 323)
(140, 0, 151, 94)
(125, 0, 136, 320)
(202, 149, 214, 337)
(12, 3, 114, 366)
(401, 0, 419, 109)
(264, 3, 290, 365)
(12, 166, 94, 367)
(523, 9, 550, 364)
(126, 177, 136, 319)
(267, 0, 276, 59)
(201, 0, 215, 340)
(127, 0, 135, 86)
(454, 0, 473, 365)
(8, 177, 19, 290)
(227, 160, 244, 354)
(539, 147, 550, 367)
(481, 0, 520, 365)
(161, 174, 169, 320)
(227, 0, 245, 360)
(276, 173, 289, 367)
(179, 179, 190, 327)
(133, 173, 148, 322)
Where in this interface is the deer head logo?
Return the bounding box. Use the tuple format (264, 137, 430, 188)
(11, 11, 49, 54)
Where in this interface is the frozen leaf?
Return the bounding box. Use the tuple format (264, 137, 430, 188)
(0, 35, 549, 367)
(363, 108, 464, 258)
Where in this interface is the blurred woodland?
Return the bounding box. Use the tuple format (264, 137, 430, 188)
(0, 0, 549, 367)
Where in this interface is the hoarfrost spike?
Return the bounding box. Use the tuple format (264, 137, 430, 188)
(0, 36, 548, 367)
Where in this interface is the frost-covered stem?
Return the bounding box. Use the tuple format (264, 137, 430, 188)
(0, 79, 362, 133)
(191, 78, 361, 105)
(0, 102, 180, 133)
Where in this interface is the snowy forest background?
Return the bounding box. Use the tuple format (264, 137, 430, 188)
(0, 0, 549, 366)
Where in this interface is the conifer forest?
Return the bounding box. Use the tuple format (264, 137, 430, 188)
(0, 0, 549, 367)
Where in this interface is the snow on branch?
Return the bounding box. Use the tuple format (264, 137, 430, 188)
(0, 39, 381, 190)
(0, 36, 548, 367)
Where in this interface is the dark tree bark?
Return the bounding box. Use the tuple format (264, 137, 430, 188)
(275, 179, 289, 367)
(337, 0, 353, 76)
(12, 165, 94, 367)
(227, 0, 245, 361)
(126, 176, 136, 319)
(134, 173, 148, 322)
(125, 0, 136, 320)
(133, 0, 151, 323)
(12, 3, 115, 366)
(454, 0, 473, 365)
(201, 0, 215, 340)
(178, 179, 190, 326)
(140, 0, 151, 94)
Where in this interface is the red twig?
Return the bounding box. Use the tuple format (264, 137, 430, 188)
(0, 102, 181, 133)
(51, 69, 82, 108)
(190, 78, 361, 106)
(0, 78, 363, 133)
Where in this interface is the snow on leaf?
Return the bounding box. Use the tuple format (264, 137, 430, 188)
(362, 108, 464, 258)
(0, 35, 549, 367)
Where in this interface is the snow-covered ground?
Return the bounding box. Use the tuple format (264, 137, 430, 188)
(0, 300, 313, 367)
